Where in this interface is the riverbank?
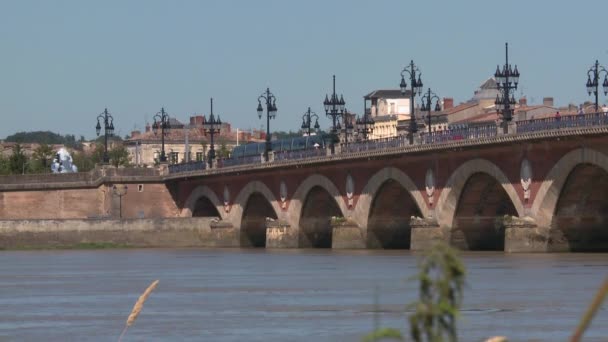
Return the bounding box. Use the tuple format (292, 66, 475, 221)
(0, 218, 239, 250)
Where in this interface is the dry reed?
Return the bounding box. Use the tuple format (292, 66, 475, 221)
(118, 280, 159, 341)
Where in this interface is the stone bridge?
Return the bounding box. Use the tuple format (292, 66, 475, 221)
(166, 123, 608, 252)
(2, 118, 608, 252)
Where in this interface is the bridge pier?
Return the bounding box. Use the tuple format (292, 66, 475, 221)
(503, 216, 551, 252)
(410, 217, 449, 251)
(265, 220, 298, 248)
(331, 218, 365, 249)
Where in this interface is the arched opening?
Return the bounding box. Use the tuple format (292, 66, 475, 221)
(367, 179, 422, 249)
(299, 186, 342, 248)
(240, 192, 278, 247)
(451, 172, 517, 251)
(553, 164, 608, 252)
(192, 196, 221, 217)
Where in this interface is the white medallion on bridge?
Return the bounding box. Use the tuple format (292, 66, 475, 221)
(425, 169, 435, 206)
(280, 181, 288, 209)
(223, 185, 231, 212)
(346, 174, 354, 208)
(520, 159, 532, 201)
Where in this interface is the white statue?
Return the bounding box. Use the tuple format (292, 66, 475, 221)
(51, 148, 78, 173)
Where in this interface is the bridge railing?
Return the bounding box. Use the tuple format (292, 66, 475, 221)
(420, 124, 498, 144)
(168, 161, 207, 174)
(343, 135, 409, 153)
(274, 148, 326, 161)
(516, 112, 608, 133)
(219, 155, 263, 168)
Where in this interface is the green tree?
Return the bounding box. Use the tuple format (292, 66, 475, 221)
(108, 145, 131, 167)
(72, 151, 96, 172)
(8, 144, 28, 174)
(32, 143, 55, 172)
(0, 155, 10, 175)
(217, 141, 230, 158)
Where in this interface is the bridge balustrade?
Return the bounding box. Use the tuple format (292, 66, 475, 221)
(516, 112, 608, 133)
(421, 125, 498, 144)
(168, 161, 207, 174)
(220, 155, 263, 168)
(274, 148, 326, 161)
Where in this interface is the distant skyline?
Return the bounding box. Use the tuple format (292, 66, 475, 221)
(1, 0, 608, 139)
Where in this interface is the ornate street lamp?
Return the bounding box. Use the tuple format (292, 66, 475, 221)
(356, 104, 375, 141)
(203, 98, 222, 168)
(494, 42, 520, 134)
(257, 88, 277, 162)
(96, 108, 115, 164)
(301, 107, 320, 137)
(337, 109, 354, 150)
(586, 60, 608, 112)
(152, 107, 171, 162)
(420, 88, 441, 136)
(323, 75, 346, 154)
(400, 60, 424, 144)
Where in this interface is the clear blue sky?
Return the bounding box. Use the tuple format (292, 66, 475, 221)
(1, 0, 607, 139)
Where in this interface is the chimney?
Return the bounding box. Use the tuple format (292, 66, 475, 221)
(519, 97, 527, 106)
(189, 116, 196, 125)
(145, 123, 151, 133)
(443, 97, 454, 110)
(543, 97, 554, 107)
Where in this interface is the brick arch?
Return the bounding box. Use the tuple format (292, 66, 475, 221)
(289, 174, 348, 226)
(231, 180, 281, 227)
(532, 148, 608, 227)
(353, 167, 429, 230)
(435, 159, 524, 228)
(181, 185, 225, 219)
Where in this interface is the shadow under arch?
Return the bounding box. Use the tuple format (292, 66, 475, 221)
(355, 167, 427, 249)
(435, 159, 523, 251)
(291, 174, 347, 248)
(532, 148, 608, 251)
(232, 181, 281, 247)
(181, 185, 225, 219)
(436, 159, 524, 228)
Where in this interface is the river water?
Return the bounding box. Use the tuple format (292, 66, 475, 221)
(0, 249, 606, 341)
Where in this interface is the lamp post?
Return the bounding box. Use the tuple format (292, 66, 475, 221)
(586, 60, 608, 112)
(301, 107, 320, 136)
(256, 88, 277, 162)
(339, 109, 354, 150)
(203, 98, 222, 168)
(399, 61, 424, 144)
(420, 88, 441, 136)
(356, 101, 375, 141)
(494, 42, 520, 134)
(95, 108, 115, 164)
(112, 184, 128, 219)
(152, 107, 171, 162)
(323, 75, 346, 154)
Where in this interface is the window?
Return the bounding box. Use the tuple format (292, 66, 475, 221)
(138, 184, 144, 192)
(390, 103, 395, 114)
(196, 152, 204, 162)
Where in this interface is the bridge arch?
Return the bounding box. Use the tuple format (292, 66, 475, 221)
(436, 159, 524, 229)
(354, 167, 428, 248)
(533, 148, 608, 226)
(232, 181, 281, 247)
(181, 185, 225, 219)
(291, 174, 348, 248)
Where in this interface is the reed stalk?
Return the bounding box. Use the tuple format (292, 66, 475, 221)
(118, 280, 159, 342)
(570, 277, 608, 342)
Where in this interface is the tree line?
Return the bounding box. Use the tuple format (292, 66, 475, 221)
(0, 143, 130, 175)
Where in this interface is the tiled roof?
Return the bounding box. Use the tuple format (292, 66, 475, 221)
(443, 101, 478, 115)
